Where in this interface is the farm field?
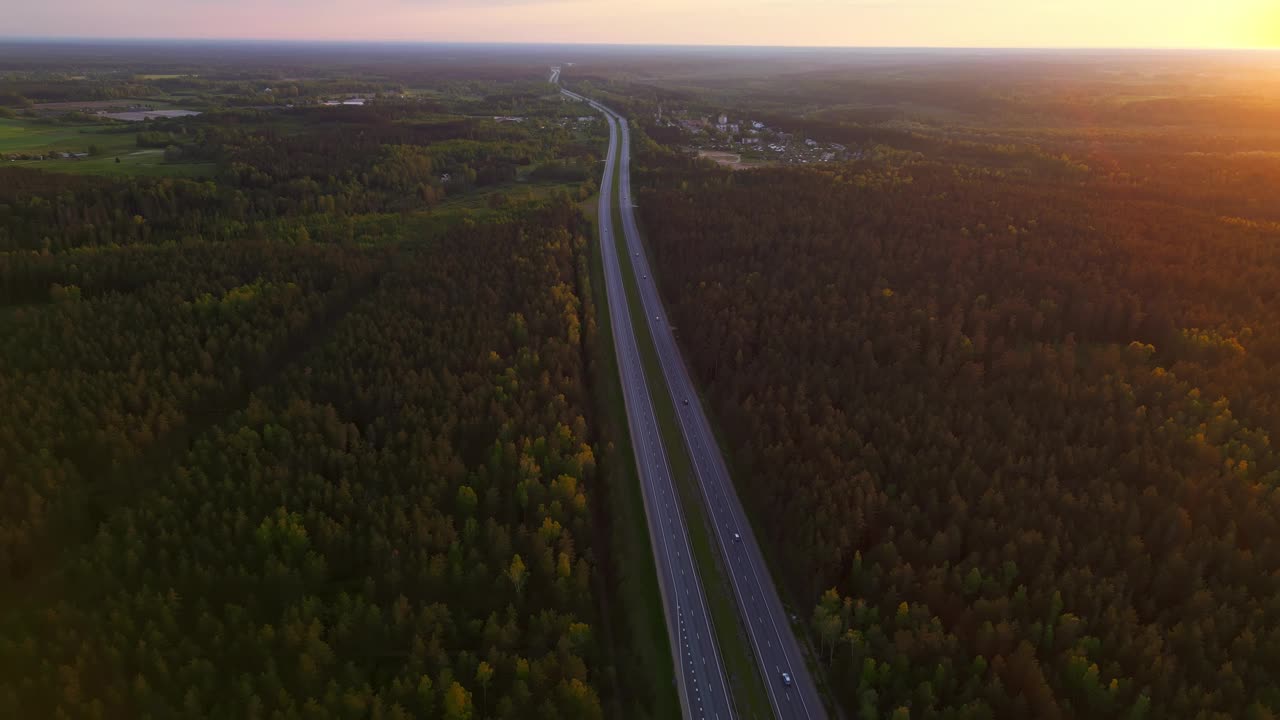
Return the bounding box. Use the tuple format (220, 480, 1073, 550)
(0, 118, 212, 175)
(0, 117, 121, 152)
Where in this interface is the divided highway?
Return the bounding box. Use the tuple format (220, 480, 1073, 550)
(566, 82, 828, 720)
(568, 87, 734, 720)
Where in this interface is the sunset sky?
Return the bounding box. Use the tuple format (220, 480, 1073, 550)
(6, 0, 1280, 48)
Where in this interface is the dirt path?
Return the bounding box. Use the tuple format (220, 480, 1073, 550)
(696, 149, 754, 170)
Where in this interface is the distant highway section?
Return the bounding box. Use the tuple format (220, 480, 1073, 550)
(563, 79, 828, 720)
(564, 85, 735, 720)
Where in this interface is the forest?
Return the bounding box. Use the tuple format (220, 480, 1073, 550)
(2, 201, 608, 719)
(0, 49, 646, 718)
(7, 41, 1280, 720)
(629, 53, 1280, 720)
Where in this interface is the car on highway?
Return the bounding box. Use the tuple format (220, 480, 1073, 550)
(682, 398, 689, 406)
(781, 671, 793, 687)
(733, 532, 741, 542)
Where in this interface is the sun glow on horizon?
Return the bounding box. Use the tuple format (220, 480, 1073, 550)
(5, 0, 1280, 49)
(1250, 5, 1280, 48)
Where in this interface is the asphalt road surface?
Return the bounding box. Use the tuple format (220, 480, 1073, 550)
(566, 83, 828, 720)
(567, 86, 735, 720)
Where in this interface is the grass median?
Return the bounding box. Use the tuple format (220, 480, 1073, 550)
(582, 171, 680, 719)
(608, 139, 773, 720)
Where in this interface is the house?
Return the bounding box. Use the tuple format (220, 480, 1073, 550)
(727, 124, 740, 134)
(805, 139, 818, 147)
(717, 113, 728, 125)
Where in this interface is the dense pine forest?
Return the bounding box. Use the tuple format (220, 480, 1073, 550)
(3, 202, 607, 719)
(631, 55, 1280, 720)
(7, 43, 1280, 720)
(0, 54, 643, 718)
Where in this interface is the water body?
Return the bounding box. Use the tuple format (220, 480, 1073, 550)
(103, 109, 202, 122)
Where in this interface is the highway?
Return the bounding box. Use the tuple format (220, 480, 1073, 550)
(565, 81, 828, 720)
(566, 86, 734, 720)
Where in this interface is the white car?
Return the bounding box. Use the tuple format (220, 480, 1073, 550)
(733, 532, 741, 542)
(781, 671, 793, 687)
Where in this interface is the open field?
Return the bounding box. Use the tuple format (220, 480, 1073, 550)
(696, 149, 742, 167)
(1, 118, 212, 176)
(0, 118, 119, 152)
(12, 152, 215, 177)
(695, 148, 769, 170)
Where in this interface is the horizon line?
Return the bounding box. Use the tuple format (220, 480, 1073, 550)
(1, 36, 1278, 53)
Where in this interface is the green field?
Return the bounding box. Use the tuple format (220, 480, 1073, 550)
(0, 118, 113, 152)
(0, 118, 213, 176)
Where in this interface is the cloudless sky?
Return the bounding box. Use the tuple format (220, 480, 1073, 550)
(7, 0, 1280, 48)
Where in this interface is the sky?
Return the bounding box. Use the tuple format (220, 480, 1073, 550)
(6, 0, 1280, 49)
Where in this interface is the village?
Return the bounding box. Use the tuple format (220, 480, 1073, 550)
(655, 106, 858, 167)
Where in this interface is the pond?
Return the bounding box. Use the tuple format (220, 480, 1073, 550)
(103, 109, 203, 122)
